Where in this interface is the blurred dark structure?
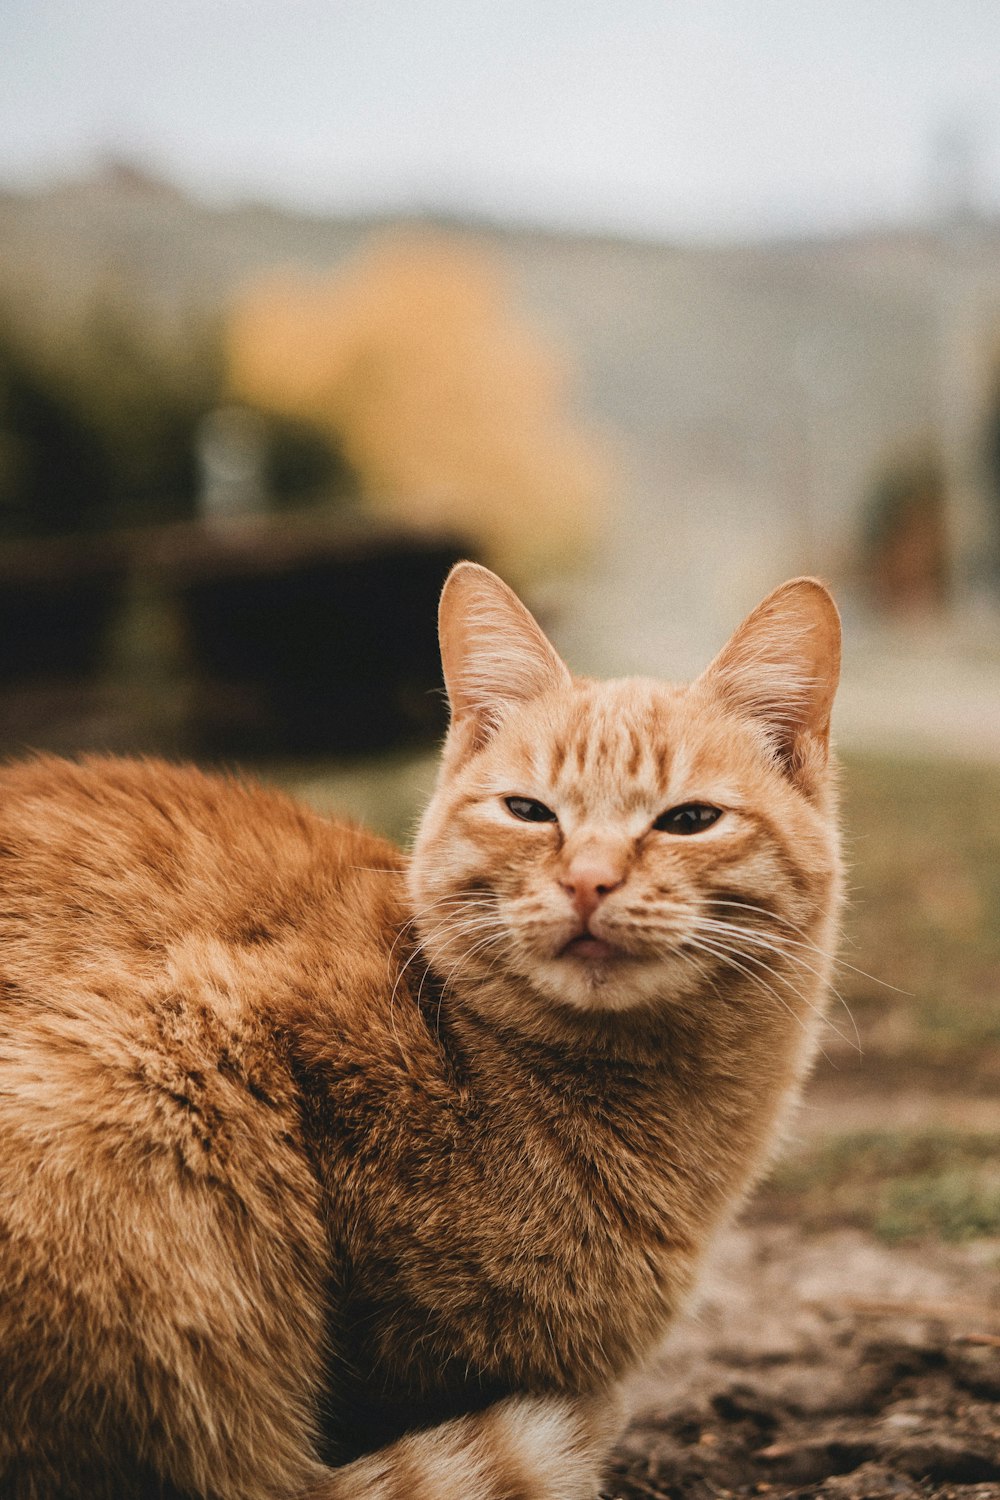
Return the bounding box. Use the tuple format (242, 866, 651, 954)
(0, 328, 114, 539)
(0, 516, 464, 759)
(178, 521, 460, 754)
(861, 456, 949, 613)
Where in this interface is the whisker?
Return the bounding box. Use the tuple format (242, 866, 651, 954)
(430, 928, 508, 1036)
(381, 895, 497, 1054)
(686, 932, 851, 1061)
(695, 918, 861, 1055)
(384, 892, 509, 1041)
(706, 897, 910, 995)
(386, 893, 496, 971)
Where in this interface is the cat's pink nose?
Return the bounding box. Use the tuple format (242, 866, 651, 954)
(560, 861, 624, 923)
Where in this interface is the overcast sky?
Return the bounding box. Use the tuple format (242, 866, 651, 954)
(3, 0, 1000, 240)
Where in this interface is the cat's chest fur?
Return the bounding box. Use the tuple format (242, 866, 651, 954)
(290, 951, 801, 1460)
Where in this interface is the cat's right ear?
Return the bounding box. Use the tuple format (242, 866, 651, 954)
(438, 562, 571, 751)
(696, 576, 841, 791)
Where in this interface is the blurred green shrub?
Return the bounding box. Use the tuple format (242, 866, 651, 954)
(0, 293, 350, 539)
(762, 1128, 1000, 1243)
(0, 324, 114, 538)
(0, 298, 219, 535)
(59, 298, 221, 525)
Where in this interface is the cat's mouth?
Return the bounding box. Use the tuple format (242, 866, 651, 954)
(559, 932, 620, 962)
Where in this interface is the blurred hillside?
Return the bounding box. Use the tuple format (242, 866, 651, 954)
(2, 164, 1000, 751)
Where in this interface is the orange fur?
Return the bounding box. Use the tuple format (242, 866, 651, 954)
(0, 566, 842, 1499)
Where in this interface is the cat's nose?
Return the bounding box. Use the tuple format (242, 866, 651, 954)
(560, 861, 624, 923)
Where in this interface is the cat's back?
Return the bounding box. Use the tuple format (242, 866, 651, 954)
(0, 753, 404, 967)
(0, 756, 409, 1498)
(0, 751, 409, 1163)
(0, 752, 411, 1231)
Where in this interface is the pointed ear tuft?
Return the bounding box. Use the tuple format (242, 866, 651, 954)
(698, 578, 841, 775)
(438, 562, 571, 746)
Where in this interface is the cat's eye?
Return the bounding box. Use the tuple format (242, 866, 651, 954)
(653, 803, 723, 836)
(504, 796, 558, 824)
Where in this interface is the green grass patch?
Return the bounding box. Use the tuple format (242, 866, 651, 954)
(260, 748, 436, 847)
(838, 752, 1000, 1058)
(762, 1128, 1000, 1243)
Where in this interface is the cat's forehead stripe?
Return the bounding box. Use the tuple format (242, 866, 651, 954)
(547, 732, 569, 781)
(664, 741, 691, 804)
(544, 689, 677, 807)
(624, 725, 644, 780)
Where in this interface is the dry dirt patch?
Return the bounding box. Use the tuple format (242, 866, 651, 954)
(603, 1215, 1000, 1498)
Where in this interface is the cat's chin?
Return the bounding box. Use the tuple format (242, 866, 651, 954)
(532, 950, 680, 1014)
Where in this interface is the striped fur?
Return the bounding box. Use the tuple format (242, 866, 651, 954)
(0, 565, 841, 1498)
(312, 1394, 618, 1500)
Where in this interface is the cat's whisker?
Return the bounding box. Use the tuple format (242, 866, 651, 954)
(686, 930, 843, 1060)
(436, 927, 507, 990)
(706, 897, 834, 948)
(694, 917, 862, 1054)
(383, 899, 488, 1049)
(440, 946, 507, 1019)
(700, 905, 870, 1050)
(412, 900, 506, 965)
(383, 901, 502, 1048)
(732, 960, 856, 1061)
(417, 908, 504, 955)
(696, 917, 842, 1005)
(389, 922, 488, 1050)
(394, 893, 495, 951)
(684, 932, 808, 1026)
(705, 899, 833, 954)
(431, 929, 509, 1036)
(385, 894, 497, 987)
(691, 942, 840, 1069)
(706, 897, 909, 995)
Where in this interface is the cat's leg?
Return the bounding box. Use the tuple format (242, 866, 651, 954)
(301, 1389, 625, 1500)
(0, 1000, 333, 1500)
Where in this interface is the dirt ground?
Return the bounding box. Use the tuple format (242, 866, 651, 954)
(603, 1072, 1000, 1500)
(606, 1222, 999, 1499)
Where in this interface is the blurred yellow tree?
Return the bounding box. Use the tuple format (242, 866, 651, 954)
(226, 233, 607, 580)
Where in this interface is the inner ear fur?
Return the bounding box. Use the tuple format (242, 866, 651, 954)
(697, 577, 841, 774)
(438, 562, 571, 747)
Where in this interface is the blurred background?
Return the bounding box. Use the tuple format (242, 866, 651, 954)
(1, 0, 998, 1270)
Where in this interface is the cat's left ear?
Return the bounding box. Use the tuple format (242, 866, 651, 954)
(438, 562, 571, 749)
(697, 577, 841, 778)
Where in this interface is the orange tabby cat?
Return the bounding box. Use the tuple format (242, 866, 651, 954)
(0, 563, 842, 1499)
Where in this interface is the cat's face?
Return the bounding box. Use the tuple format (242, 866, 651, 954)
(409, 566, 842, 1019)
